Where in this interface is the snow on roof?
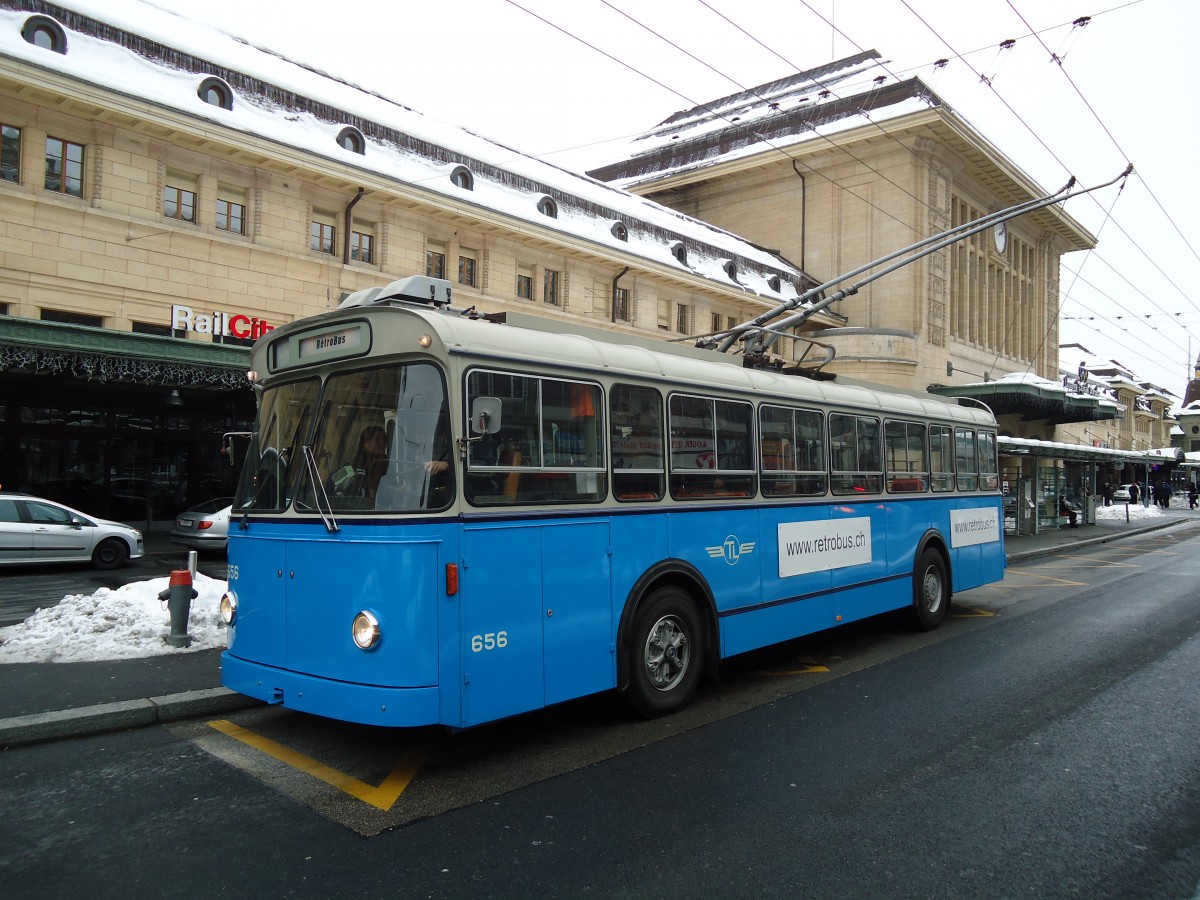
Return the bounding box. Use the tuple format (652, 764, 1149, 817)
(0, 1, 812, 303)
(587, 51, 940, 188)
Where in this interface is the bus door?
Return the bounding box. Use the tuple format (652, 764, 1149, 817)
(460, 519, 612, 727)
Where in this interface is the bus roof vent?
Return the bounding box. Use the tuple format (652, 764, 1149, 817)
(337, 287, 384, 308)
(374, 275, 453, 307)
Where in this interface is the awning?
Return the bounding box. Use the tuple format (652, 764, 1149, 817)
(999, 436, 1178, 465)
(0, 317, 250, 390)
(929, 379, 1120, 425)
(1148, 447, 1185, 463)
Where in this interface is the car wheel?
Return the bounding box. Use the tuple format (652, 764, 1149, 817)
(912, 547, 949, 631)
(627, 586, 704, 718)
(92, 537, 129, 570)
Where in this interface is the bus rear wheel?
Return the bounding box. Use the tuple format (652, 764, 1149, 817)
(627, 586, 703, 718)
(912, 547, 949, 631)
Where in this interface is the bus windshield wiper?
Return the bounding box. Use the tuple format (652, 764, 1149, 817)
(301, 445, 340, 533)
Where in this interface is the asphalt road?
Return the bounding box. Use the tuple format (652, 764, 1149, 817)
(3, 528, 1200, 898)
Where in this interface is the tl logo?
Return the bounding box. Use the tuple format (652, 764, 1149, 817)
(706, 535, 756, 566)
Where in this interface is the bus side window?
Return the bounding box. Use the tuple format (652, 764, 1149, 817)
(759, 404, 826, 497)
(610, 384, 664, 501)
(885, 419, 928, 493)
(830, 412, 882, 495)
(929, 424, 955, 492)
(955, 427, 978, 491)
(669, 394, 756, 500)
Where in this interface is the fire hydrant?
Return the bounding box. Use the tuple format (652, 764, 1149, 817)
(159, 569, 198, 648)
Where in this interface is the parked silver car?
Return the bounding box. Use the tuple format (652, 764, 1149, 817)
(0, 492, 144, 569)
(170, 498, 233, 552)
(1111, 484, 1132, 502)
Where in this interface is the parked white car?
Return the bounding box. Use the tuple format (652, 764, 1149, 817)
(170, 498, 233, 552)
(0, 492, 144, 569)
(1111, 485, 1132, 502)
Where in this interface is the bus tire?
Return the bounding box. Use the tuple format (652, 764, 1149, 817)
(627, 586, 704, 718)
(912, 547, 949, 631)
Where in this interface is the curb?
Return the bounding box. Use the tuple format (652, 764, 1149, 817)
(0, 687, 262, 749)
(1006, 517, 1194, 563)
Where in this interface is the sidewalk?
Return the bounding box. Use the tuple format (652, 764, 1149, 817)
(2, 508, 1196, 748)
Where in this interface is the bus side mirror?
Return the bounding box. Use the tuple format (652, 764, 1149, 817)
(471, 397, 502, 435)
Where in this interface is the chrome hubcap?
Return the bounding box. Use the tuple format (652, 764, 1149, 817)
(644, 614, 689, 692)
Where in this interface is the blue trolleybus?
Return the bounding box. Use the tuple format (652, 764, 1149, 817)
(219, 275, 1004, 728)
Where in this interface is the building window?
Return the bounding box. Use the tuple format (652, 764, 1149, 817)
(44, 136, 83, 197)
(426, 242, 447, 279)
(132, 321, 186, 338)
(164, 183, 197, 223)
(458, 251, 477, 287)
(537, 195, 558, 218)
(726, 316, 738, 332)
(336, 126, 364, 154)
(722, 260, 738, 281)
(311, 218, 336, 255)
(197, 76, 233, 110)
(768, 275, 782, 292)
(615, 287, 630, 322)
(214, 332, 255, 347)
(711, 312, 722, 334)
(611, 221, 628, 241)
(22, 16, 67, 54)
(676, 303, 689, 334)
(42, 309, 102, 327)
(351, 230, 374, 264)
(216, 196, 245, 234)
(450, 166, 474, 190)
(516, 265, 533, 300)
(670, 241, 688, 265)
(544, 269, 560, 306)
(1, 124, 19, 183)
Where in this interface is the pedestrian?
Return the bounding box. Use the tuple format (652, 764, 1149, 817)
(1189, 484, 1198, 510)
(1058, 494, 1078, 528)
(1101, 481, 1112, 507)
(1162, 482, 1172, 509)
(1129, 481, 1140, 505)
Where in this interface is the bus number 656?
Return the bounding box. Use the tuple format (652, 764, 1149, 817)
(471, 631, 508, 652)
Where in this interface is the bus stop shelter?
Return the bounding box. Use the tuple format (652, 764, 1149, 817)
(997, 436, 1168, 535)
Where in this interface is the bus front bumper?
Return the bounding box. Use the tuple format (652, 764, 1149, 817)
(221, 652, 442, 727)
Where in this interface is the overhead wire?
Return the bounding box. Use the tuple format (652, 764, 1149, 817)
(897, 0, 1200, 323)
(1004, 0, 1200, 269)
(503, 0, 1186, 383)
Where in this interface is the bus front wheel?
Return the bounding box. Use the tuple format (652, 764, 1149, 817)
(627, 586, 703, 718)
(912, 547, 949, 631)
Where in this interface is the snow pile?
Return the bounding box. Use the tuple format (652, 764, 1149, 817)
(0, 573, 228, 663)
(1094, 502, 1165, 521)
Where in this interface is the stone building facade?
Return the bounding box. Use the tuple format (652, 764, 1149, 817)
(0, 0, 825, 522)
(587, 53, 1097, 415)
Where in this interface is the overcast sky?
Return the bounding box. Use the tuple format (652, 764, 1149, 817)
(145, 0, 1200, 405)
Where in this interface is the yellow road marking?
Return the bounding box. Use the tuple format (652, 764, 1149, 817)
(208, 719, 426, 811)
(1043, 554, 1139, 567)
(760, 662, 830, 676)
(952, 607, 994, 617)
(998, 571, 1087, 586)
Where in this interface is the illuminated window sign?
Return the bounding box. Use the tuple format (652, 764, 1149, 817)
(298, 327, 363, 358)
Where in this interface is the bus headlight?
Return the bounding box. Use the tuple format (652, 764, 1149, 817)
(219, 590, 238, 625)
(351, 610, 381, 650)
